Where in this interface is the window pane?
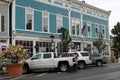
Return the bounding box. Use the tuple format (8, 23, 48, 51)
(26, 14, 32, 30)
(1, 15, 4, 32)
(43, 12, 49, 32)
(57, 15, 62, 33)
(77, 24, 80, 35)
(43, 54, 51, 58)
(81, 53, 89, 56)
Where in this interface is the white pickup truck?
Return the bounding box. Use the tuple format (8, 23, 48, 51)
(23, 52, 77, 73)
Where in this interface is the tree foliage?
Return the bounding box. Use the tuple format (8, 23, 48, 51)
(59, 27, 72, 52)
(93, 33, 106, 53)
(111, 22, 120, 50)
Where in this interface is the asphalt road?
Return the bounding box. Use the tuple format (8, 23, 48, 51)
(2, 63, 120, 80)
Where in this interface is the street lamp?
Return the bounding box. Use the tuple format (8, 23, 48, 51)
(50, 35, 55, 52)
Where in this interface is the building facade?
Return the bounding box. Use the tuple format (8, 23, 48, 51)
(10, 0, 110, 56)
(0, 0, 13, 51)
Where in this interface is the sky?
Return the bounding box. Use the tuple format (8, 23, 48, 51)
(79, 0, 120, 34)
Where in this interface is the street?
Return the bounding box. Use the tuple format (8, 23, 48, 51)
(1, 63, 120, 80)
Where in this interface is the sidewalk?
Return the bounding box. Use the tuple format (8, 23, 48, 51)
(0, 70, 15, 80)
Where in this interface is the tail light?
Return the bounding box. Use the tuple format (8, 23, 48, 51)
(72, 58, 76, 62)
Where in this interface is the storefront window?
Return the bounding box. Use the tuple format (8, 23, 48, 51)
(16, 40, 33, 57)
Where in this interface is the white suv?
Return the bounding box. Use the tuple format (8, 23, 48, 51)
(75, 51, 92, 69)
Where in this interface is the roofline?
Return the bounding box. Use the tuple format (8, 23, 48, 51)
(70, 0, 111, 16)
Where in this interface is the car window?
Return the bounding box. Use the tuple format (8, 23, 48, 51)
(31, 54, 41, 60)
(70, 53, 78, 57)
(61, 53, 69, 57)
(91, 54, 100, 57)
(43, 53, 51, 59)
(81, 53, 89, 56)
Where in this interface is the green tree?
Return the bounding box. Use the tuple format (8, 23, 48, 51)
(111, 22, 120, 50)
(93, 33, 106, 53)
(59, 27, 72, 52)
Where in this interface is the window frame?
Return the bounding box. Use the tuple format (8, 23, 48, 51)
(71, 18, 80, 36)
(102, 26, 106, 39)
(87, 22, 91, 37)
(25, 7, 34, 31)
(42, 11, 49, 33)
(43, 53, 52, 59)
(56, 14, 63, 33)
(95, 24, 99, 38)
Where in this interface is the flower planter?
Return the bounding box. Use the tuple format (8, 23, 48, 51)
(6, 63, 23, 76)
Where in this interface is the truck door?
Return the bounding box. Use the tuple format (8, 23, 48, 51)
(29, 54, 42, 69)
(42, 53, 54, 68)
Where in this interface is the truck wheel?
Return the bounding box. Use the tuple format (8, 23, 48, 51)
(96, 61, 103, 67)
(78, 62, 86, 69)
(59, 63, 69, 72)
(23, 64, 31, 74)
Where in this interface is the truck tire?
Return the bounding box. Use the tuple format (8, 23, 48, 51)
(96, 60, 103, 67)
(23, 64, 32, 74)
(78, 61, 86, 69)
(59, 63, 69, 72)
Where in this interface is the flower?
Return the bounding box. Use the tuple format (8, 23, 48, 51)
(0, 45, 29, 63)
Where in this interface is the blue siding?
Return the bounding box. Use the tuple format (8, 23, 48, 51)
(16, 0, 68, 17)
(106, 26, 109, 39)
(15, 0, 109, 41)
(91, 24, 95, 37)
(16, 6, 25, 29)
(34, 11, 42, 31)
(71, 11, 80, 18)
(50, 14, 56, 33)
(83, 21, 87, 36)
(63, 17, 69, 30)
(83, 14, 108, 25)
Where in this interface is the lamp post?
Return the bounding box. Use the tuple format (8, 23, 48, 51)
(50, 35, 54, 52)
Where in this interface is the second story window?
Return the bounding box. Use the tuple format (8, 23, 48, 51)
(87, 22, 91, 37)
(95, 24, 99, 38)
(0, 14, 5, 32)
(42, 11, 49, 32)
(102, 26, 106, 38)
(26, 7, 34, 31)
(71, 19, 80, 36)
(57, 15, 63, 33)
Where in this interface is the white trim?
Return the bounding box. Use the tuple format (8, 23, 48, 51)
(87, 22, 91, 38)
(71, 18, 80, 36)
(56, 14, 63, 33)
(42, 11, 49, 33)
(95, 23, 99, 38)
(25, 7, 34, 31)
(102, 25, 106, 39)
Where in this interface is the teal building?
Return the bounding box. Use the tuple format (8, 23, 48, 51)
(10, 0, 110, 56)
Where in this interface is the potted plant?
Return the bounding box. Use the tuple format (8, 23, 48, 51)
(0, 44, 29, 76)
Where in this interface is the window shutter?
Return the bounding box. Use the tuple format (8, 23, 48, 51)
(1, 15, 4, 32)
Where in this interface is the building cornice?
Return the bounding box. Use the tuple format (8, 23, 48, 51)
(70, 0, 111, 16)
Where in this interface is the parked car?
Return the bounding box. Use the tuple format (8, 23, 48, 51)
(61, 51, 92, 69)
(90, 53, 107, 67)
(75, 51, 92, 69)
(23, 52, 77, 73)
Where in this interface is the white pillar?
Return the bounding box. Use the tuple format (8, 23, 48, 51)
(81, 13, 83, 51)
(12, 0, 16, 45)
(55, 41, 57, 56)
(33, 40, 36, 55)
(68, 3, 71, 36)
